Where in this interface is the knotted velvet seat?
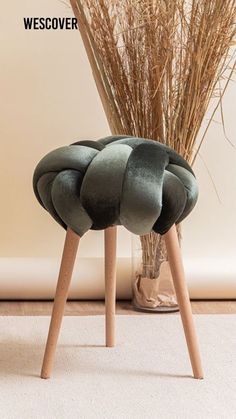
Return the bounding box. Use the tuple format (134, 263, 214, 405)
(33, 136, 203, 380)
(33, 135, 198, 237)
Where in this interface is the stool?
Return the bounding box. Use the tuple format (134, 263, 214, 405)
(33, 135, 203, 380)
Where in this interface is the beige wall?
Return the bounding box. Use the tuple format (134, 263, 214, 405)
(0, 0, 236, 298)
(1, 0, 113, 259)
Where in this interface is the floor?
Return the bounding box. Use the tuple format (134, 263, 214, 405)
(0, 300, 236, 315)
(2, 314, 236, 418)
(1, 303, 236, 418)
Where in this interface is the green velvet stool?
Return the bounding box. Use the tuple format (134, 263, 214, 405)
(33, 135, 203, 380)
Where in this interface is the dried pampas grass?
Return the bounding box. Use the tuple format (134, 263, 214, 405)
(70, 0, 235, 161)
(70, 0, 235, 296)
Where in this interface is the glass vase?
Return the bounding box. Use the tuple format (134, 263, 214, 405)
(131, 231, 179, 312)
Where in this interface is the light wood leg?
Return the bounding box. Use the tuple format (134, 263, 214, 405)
(41, 228, 80, 379)
(164, 225, 204, 379)
(104, 226, 117, 347)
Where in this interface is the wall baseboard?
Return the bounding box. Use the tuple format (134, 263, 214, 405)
(0, 257, 235, 300)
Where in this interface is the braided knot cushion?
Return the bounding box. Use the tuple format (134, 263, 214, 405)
(33, 136, 198, 237)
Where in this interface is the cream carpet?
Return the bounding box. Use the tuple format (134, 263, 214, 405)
(0, 315, 236, 419)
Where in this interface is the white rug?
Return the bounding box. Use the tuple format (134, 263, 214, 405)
(0, 315, 236, 419)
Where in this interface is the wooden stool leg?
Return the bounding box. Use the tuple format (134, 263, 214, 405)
(104, 226, 117, 347)
(41, 228, 80, 379)
(164, 225, 204, 379)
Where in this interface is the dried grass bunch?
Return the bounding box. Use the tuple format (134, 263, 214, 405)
(71, 0, 235, 160)
(70, 0, 235, 288)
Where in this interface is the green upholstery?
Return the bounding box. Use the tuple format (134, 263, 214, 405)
(33, 136, 198, 236)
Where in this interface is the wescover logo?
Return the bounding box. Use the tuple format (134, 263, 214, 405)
(23, 17, 78, 30)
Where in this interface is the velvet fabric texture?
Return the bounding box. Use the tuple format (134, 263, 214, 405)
(33, 136, 198, 237)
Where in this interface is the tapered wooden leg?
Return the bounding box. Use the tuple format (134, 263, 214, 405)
(104, 226, 117, 347)
(41, 228, 80, 379)
(164, 225, 204, 379)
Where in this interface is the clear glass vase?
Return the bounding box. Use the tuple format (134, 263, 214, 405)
(131, 232, 179, 312)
